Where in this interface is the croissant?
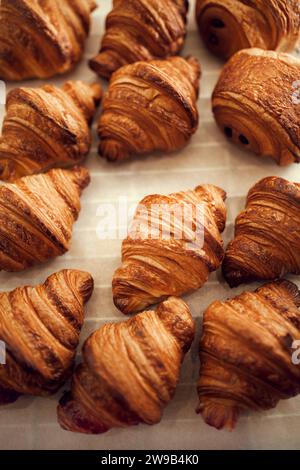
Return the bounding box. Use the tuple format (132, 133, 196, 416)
(195, 0, 300, 60)
(98, 56, 200, 162)
(0, 166, 89, 272)
(212, 48, 300, 165)
(57, 296, 195, 434)
(197, 280, 300, 430)
(113, 183, 226, 314)
(0, 269, 93, 405)
(223, 176, 300, 287)
(0, 81, 102, 182)
(0, 0, 97, 80)
(89, 0, 189, 79)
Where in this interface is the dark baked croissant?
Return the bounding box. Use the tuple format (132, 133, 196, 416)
(223, 176, 300, 287)
(0, 81, 102, 182)
(113, 183, 226, 314)
(98, 56, 200, 161)
(0, 0, 97, 80)
(89, 0, 189, 79)
(197, 280, 300, 430)
(57, 296, 195, 434)
(0, 269, 93, 405)
(212, 48, 300, 165)
(0, 166, 89, 272)
(196, 0, 300, 60)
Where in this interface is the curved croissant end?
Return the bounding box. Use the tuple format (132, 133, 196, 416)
(98, 56, 201, 162)
(0, 0, 97, 80)
(0, 81, 102, 182)
(0, 269, 94, 405)
(223, 176, 300, 287)
(0, 166, 90, 272)
(212, 49, 300, 165)
(57, 297, 195, 434)
(197, 280, 300, 430)
(113, 184, 226, 315)
(196, 0, 300, 60)
(89, 0, 189, 79)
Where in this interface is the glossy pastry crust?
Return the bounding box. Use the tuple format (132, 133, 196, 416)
(0, 166, 90, 272)
(223, 176, 300, 287)
(197, 280, 300, 430)
(0, 81, 102, 182)
(0, 0, 97, 80)
(89, 0, 189, 79)
(57, 297, 195, 434)
(196, 0, 300, 60)
(113, 183, 226, 314)
(0, 269, 94, 405)
(212, 48, 300, 165)
(98, 56, 200, 161)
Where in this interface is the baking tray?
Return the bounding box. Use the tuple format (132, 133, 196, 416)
(0, 0, 300, 450)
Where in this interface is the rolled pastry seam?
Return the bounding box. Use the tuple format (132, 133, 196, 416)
(57, 297, 195, 434)
(197, 279, 300, 430)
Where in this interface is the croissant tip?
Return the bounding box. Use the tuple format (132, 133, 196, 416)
(0, 387, 21, 406)
(72, 270, 94, 304)
(113, 295, 133, 315)
(58, 392, 110, 434)
(89, 83, 103, 106)
(70, 166, 91, 191)
(259, 279, 300, 307)
(98, 140, 129, 162)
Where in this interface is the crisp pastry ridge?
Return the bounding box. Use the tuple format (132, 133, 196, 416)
(223, 176, 300, 287)
(0, 81, 102, 182)
(98, 55, 201, 162)
(113, 183, 226, 314)
(89, 0, 189, 79)
(0, 166, 90, 272)
(196, 0, 300, 60)
(212, 48, 300, 165)
(197, 279, 300, 430)
(0, 0, 97, 80)
(57, 296, 195, 434)
(0, 269, 94, 405)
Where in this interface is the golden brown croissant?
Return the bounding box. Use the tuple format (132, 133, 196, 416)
(0, 81, 102, 182)
(57, 296, 195, 434)
(113, 183, 226, 314)
(196, 0, 300, 60)
(212, 48, 300, 165)
(98, 56, 200, 161)
(223, 176, 300, 287)
(0, 269, 93, 405)
(89, 0, 189, 79)
(0, 0, 97, 80)
(0, 166, 89, 272)
(197, 280, 300, 430)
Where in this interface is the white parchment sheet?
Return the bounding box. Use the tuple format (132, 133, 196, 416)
(0, 0, 300, 450)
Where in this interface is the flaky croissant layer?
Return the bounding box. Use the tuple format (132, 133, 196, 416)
(196, 0, 300, 60)
(0, 166, 90, 272)
(0, 0, 97, 80)
(58, 297, 195, 434)
(197, 280, 300, 430)
(0, 269, 94, 405)
(223, 176, 300, 287)
(98, 56, 201, 162)
(0, 81, 102, 181)
(113, 183, 226, 314)
(89, 0, 189, 79)
(212, 48, 300, 165)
